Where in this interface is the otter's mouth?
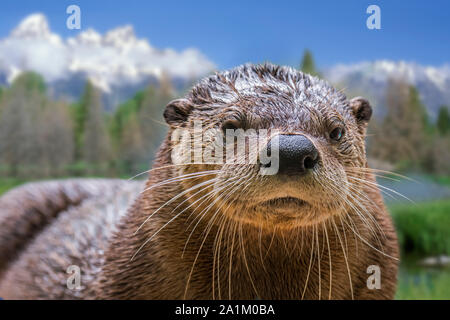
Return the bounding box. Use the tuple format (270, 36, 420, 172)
(260, 196, 308, 209)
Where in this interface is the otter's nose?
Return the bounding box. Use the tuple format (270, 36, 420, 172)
(268, 134, 319, 175)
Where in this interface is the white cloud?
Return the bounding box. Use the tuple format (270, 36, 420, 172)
(0, 13, 216, 92)
(324, 60, 450, 118)
(326, 60, 450, 91)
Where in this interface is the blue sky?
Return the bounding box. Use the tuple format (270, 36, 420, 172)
(0, 0, 449, 69)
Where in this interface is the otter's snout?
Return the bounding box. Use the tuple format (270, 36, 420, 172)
(263, 134, 319, 175)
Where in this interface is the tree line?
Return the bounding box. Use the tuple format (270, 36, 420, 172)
(0, 72, 172, 179)
(300, 50, 450, 175)
(368, 79, 450, 174)
(0, 54, 449, 180)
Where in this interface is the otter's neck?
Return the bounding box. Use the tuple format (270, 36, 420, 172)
(98, 145, 383, 299)
(100, 187, 375, 299)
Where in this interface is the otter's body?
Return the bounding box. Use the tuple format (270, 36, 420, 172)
(0, 179, 143, 299)
(97, 146, 398, 299)
(0, 64, 399, 299)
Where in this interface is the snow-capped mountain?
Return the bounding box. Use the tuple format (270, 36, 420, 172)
(325, 60, 450, 119)
(0, 13, 215, 109)
(1, 14, 449, 116)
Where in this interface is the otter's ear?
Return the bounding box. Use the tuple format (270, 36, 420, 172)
(163, 99, 193, 126)
(350, 97, 372, 126)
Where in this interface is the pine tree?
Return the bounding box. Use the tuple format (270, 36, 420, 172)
(109, 73, 175, 175)
(0, 86, 3, 115)
(369, 80, 428, 170)
(82, 83, 111, 171)
(138, 83, 170, 160)
(408, 86, 430, 132)
(429, 135, 450, 174)
(110, 90, 146, 150)
(10, 71, 46, 93)
(74, 81, 95, 160)
(0, 73, 46, 177)
(300, 49, 320, 77)
(437, 106, 450, 135)
(38, 100, 74, 176)
(119, 112, 145, 173)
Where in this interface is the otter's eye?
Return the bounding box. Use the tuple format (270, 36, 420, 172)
(330, 127, 344, 141)
(222, 119, 241, 133)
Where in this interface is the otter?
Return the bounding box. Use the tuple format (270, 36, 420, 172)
(0, 63, 399, 299)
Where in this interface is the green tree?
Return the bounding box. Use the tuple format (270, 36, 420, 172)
(0, 73, 46, 177)
(110, 74, 174, 175)
(110, 90, 146, 149)
(300, 49, 320, 77)
(428, 135, 450, 174)
(0, 72, 75, 178)
(10, 71, 46, 94)
(437, 106, 450, 135)
(38, 100, 74, 176)
(369, 80, 428, 170)
(74, 81, 95, 160)
(82, 84, 111, 171)
(119, 112, 145, 173)
(0, 86, 3, 114)
(138, 74, 173, 158)
(408, 86, 430, 133)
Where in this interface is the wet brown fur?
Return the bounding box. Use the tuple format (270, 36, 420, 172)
(0, 64, 398, 299)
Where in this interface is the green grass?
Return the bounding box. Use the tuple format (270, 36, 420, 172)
(396, 268, 450, 300)
(389, 200, 450, 256)
(417, 174, 450, 187)
(432, 176, 450, 187)
(0, 178, 25, 196)
(390, 200, 450, 299)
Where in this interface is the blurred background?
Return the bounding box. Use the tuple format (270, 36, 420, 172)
(0, 0, 449, 299)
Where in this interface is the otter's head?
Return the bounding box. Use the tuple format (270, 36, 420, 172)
(163, 64, 372, 230)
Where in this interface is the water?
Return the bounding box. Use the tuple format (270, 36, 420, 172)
(397, 254, 450, 299)
(376, 174, 450, 299)
(378, 174, 450, 204)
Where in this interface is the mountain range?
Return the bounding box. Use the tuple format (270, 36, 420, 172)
(0, 13, 449, 117)
(325, 60, 450, 119)
(0, 14, 215, 109)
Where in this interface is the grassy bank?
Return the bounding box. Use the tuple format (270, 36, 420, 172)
(390, 200, 450, 299)
(396, 268, 450, 300)
(0, 178, 24, 196)
(430, 175, 450, 187)
(389, 200, 450, 256)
